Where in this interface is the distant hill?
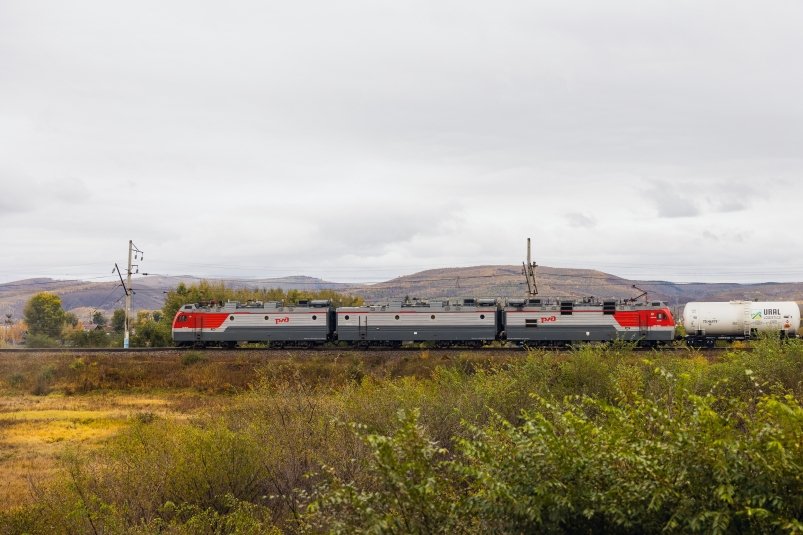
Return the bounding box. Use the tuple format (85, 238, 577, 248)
(2, 267, 802, 322)
(342, 266, 803, 307)
(0, 275, 351, 322)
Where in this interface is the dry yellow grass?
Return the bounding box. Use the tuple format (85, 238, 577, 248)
(0, 392, 209, 509)
(0, 348, 517, 510)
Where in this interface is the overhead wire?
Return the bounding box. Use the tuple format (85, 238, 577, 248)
(93, 284, 125, 311)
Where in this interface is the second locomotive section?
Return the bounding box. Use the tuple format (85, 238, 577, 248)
(172, 297, 675, 347)
(337, 298, 499, 346)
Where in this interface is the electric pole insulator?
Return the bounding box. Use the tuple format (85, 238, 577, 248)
(522, 237, 538, 296)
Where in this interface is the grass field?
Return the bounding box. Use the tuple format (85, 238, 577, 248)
(0, 349, 513, 510)
(0, 342, 800, 534)
(0, 393, 170, 508)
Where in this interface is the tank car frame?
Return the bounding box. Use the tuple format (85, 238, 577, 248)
(682, 301, 800, 348)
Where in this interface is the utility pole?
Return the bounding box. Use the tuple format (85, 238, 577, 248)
(2, 313, 11, 346)
(522, 237, 538, 296)
(114, 240, 143, 349)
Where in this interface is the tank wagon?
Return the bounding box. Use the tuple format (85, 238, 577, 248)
(172, 296, 676, 348)
(504, 298, 675, 346)
(682, 301, 801, 347)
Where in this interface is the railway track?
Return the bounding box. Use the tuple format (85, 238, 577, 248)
(0, 344, 738, 354)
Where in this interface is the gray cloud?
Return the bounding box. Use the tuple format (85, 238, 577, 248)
(713, 199, 747, 213)
(649, 187, 701, 219)
(702, 230, 719, 241)
(0, 1, 802, 284)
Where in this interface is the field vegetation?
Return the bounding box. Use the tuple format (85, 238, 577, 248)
(0, 338, 800, 534)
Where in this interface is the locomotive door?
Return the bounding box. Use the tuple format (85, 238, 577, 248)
(638, 311, 648, 340)
(358, 316, 368, 340)
(193, 314, 203, 343)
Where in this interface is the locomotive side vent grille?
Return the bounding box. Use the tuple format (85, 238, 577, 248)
(560, 301, 573, 315)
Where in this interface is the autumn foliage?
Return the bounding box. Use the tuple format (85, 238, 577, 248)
(1, 339, 801, 534)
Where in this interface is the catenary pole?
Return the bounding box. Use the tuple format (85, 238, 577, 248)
(124, 240, 133, 348)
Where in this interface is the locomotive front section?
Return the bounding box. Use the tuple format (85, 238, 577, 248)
(172, 300, 332, 347)
(503, 298, 674, 346)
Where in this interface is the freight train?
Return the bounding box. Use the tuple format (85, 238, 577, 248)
(171, 297, 678, 348)
(171, 296, 802, 348)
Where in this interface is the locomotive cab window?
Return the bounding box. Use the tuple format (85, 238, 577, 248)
(657, 313, 666, 320)
(178, 315, 187, 322)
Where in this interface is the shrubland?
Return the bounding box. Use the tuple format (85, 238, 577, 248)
(0, 338, 801, 534)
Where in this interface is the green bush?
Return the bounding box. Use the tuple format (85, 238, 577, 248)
(132, 317, 172, 347)
(67, 329, 111, 348)
(141, 496, 280, 534)
(308, 386, 803, 534)
(181, 351, 205, 366)
(306, 409, 464, 535)
(7, 373, 25, 389)
(30, 366, 56, 396)
(25, 333, 60, 348)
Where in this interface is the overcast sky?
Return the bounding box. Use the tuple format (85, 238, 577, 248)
(1, 0, 801, 286)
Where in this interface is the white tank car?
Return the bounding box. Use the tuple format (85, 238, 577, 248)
(683, 301, 800, 338)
